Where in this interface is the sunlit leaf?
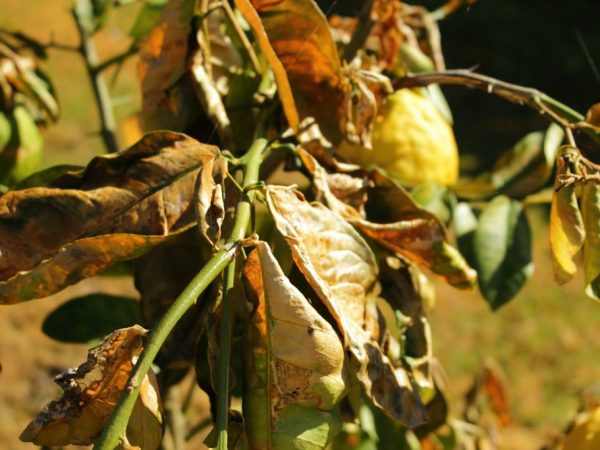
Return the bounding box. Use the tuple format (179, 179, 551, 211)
(20, 326, 163, 448)
(560, 406, 600, 450)
(138, 0, 197, 130)
(266, 186, 426, 427)
(300, 149, 476, 289)
(550, 146, 585, 284)
(472, 196, 533, 309)
(42, 294, 141, 343)
(234, 0, 350, 144)
(0, 131, 218, 303)
(581, 182, 600, 300)
(242, 242, 346, 449)
(195, 156, 228, 248)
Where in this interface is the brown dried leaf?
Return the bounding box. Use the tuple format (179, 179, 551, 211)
(300, 149, 476, 288)
(234, 0, 350, 145)
(0, 131, 218, 303)
(138, 0, 196, 130)
(195, 156, 229, 248)
(266, 186, 426, 427)
(20, 326, 163, 448)
(482, 362, 511, 427)
(242, 242, 346, 449)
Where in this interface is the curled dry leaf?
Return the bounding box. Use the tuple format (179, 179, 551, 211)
(20, 326, 163, 448)
(234, 0, 350, 145)
(581, 182, 600, 300)
(0, 131, 218, 303)
(299, 149, 476, 288)
(550, 146, 585, 284)
(242, 242, 346, 449)
(195, 156, 229, 248)
(266, 186, 426, 427)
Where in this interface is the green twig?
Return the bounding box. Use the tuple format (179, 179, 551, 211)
(215, 261, 237, 450)
(73, 0, 119, 153)
(93, 138, 268, 450)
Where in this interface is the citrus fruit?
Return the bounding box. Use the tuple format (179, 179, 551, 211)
(337, 88, 459, 186)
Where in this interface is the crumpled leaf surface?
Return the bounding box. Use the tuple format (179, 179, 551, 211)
(195, 156, 228, 248)
(20, 325, 163, 448)
(234, 0, 350, 145)
(581, 182, 600, 300)
(0, 131, 218, 303)
(300, 149, 476, 288)
(550, 147, 585, 284)
(242, 242, 346, 449)
(138, 0, 197, 130)
(472, 195, 533, 309)
(266, 186, 426, 427)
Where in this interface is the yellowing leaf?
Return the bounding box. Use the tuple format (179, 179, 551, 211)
(550, 147, 585, 284)
(560, 406, 600, 450)
(242, 242, 346, 449)
(0, 132, 218, 303)
(234, 0, 350, 144)
(266, 186, 426, 427)
(195, 156, 228, 248)
(20, 326, 163, 448)
(300, 149, 476, 289)
(581, 182, 600, 300)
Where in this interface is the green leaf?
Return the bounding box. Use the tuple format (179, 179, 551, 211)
(472, 196, 533, 309)
(42, 294, 141, 343)
(411, 183, 455, 225)
(242, 242, 346, 450)
(581, 182, 600, 300)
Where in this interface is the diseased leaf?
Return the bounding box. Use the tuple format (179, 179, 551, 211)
(42, 294, 141, 343)
(300, 149, 476, 289)
(20, 326, 163, 448)
(13, 164, 83, 189)
(550, 147, 585, 284)
(130, 0, 169, 40)
(242, 242, 346, 449)
(266, 186, 426, 427)
(0, 131, 218, 303)
(195, 156, 228, 248)
(234, 0, 350, 145)
(138, 0, 197, 130)
(473, 196, 533, 309)
(581, 182, 600, 300)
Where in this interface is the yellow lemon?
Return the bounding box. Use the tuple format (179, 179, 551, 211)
(337, 89, 459, 186)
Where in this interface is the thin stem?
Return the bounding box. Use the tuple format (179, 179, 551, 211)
(215, 260, 236, 450)
(342, 0, 375, 63)
(73, 0, 119, 153)
(222, 0, 261, 75)
(93, 137, 269, 450)
(95, 44, 138, 74)
(393, 69, 600, 145)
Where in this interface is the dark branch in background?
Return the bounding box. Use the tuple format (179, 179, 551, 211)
(95, 44, 138, 74)
(394, 69, 600, 145)
(342, 0, 375, 63)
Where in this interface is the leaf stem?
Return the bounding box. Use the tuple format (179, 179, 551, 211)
(215, 260, 236, 450)
(93, 138, 268, 450)
(73, 0, 119, 153)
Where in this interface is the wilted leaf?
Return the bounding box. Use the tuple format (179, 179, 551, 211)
(242, 242, 346, 449)
(560, 406, 600, 450)
(234, 0, 350, 145)
(482, 362, 511, 427)
(300, 149, 476, 289)
(581, 182, 600, 300)
(472, 196, 533, 309)
(138, 0, 197, 130)
(42, 294, 141, 343)
(195, 156, 228, 248)
(130, 0, 169, 40)
(550, 147, 585, 284)
(13, 164, 82, 189)
(266, 186, 426, 427)
(0, 131, 218, 303)
(20, 326, 163, 448)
